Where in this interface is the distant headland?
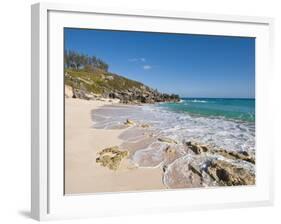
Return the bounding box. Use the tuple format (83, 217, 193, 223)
(64, 50, 180, 104)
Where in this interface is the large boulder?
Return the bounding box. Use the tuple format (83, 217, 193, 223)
(206, 160, 255, 186)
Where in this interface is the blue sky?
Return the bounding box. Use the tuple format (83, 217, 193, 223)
(65, 28, 255, 98)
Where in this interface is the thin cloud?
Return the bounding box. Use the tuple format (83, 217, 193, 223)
(143, 65, 152, 70)
(128, 58, 146, 63)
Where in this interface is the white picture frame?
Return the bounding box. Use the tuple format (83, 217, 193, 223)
(31, 2, 274, 221)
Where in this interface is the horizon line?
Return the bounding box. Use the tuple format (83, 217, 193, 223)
(180, 96, 255, 99)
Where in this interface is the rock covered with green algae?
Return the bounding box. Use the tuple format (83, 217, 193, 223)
(96, 146, 129, 170)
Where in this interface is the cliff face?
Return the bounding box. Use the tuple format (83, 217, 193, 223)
(65, 69, 180, 104)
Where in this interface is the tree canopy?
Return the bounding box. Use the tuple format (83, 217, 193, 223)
(64, 50, 109, 72)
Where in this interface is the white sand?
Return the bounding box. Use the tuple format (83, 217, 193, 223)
(65, 98, 165, 194)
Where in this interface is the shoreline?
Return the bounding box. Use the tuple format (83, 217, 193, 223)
(65, 96, 255, 194)
(64, 98, 165, 194)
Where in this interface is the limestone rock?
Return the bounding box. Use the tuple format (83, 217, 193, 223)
(72, 86, 90, 100)
(188, 162, 202, 177)
(158, 137, 178, 144)
(96, 146, 129, 170)
(213, 149, 255, 164)
(186, 141, 209, 154)
(206, 160, 255, 186)
(185, 141, 255, 164)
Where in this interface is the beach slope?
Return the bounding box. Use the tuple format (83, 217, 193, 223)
(64, 98, 165, 194)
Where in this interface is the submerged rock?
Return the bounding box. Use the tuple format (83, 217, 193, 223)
(212, 149, 255, 164)
(206, 159, 255, 186)
(186, 141, 209, 154)
(165, 146, 176, 154)
(158, 137, 178, 144)
(140, 123, 150, 128)
(132, 142, 166, 167)
(164, 146, 178, 164)
(163, 155, 204, 188)
(96, 146, 129, 170)
(163, 141, 255, 188)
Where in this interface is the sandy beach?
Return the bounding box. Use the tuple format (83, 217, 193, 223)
(64, 97, 165, 194)
(63, 30, 256, 194)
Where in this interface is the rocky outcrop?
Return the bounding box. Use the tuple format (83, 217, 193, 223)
(111, 88, 180, 104)
(72, 86, 91, 100)
(160, 141, 256, 188)
(212, 149, 255, 164)
(186, 141, 255, 164)
(96, 146, 129, 170)
(206, 160, 255, 186)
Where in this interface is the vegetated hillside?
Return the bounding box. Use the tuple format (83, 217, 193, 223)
(65, 68, 180, 104)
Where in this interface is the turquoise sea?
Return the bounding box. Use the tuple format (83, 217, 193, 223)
(157, 98, 255, 123)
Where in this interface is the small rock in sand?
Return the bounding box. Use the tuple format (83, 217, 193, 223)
(124, 119, 135, 126)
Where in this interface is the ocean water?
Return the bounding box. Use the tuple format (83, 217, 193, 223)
(157, 98, 255, 122)
(91, 98, 255, 188)
(139, 98, 255, 153)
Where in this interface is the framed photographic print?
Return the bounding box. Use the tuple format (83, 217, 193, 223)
(31, 2, 274, 221)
